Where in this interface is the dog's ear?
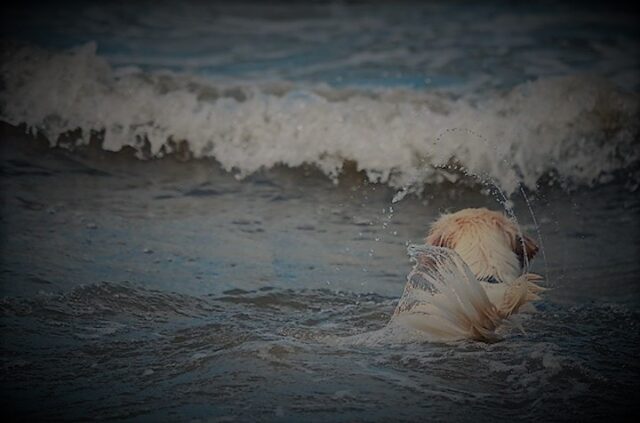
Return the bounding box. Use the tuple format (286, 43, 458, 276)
(494, 214, 539, 263)
(514, 234, 538, 264)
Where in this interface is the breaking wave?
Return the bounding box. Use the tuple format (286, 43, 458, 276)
(1, 42, 638, 194)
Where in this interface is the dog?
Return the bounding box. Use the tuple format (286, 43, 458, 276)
(426, 207, 544, 315)
(425, 207, 539, 284)
(390, 208, 544, 342)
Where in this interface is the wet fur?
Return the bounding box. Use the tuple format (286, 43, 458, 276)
(425, 208, 539, 284)
(385, 208, 544, 342)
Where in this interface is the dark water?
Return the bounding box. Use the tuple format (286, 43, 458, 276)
(1, 125, 639, 421)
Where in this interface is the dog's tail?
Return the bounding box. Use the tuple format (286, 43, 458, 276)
(392, 245, 542, 342)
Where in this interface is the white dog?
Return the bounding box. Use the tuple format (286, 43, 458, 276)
(425, 208, 539, 284)
(390, 208, 544, 342)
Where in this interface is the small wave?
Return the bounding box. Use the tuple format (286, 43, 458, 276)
(0, 281, 219, 319)
(1, 42, 638, 194)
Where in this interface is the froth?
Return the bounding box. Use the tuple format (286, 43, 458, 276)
(1, 42, 638, 194)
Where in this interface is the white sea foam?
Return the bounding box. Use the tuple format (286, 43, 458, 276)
(1, 42, 638, 194)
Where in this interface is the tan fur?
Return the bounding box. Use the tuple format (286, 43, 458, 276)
(385, 209, 543, 342)
(425, 208, 538, 283)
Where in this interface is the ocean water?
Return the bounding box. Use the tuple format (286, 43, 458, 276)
(1, 1, 639, 421)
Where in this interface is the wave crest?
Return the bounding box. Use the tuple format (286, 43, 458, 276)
(1, 42, 638, 194)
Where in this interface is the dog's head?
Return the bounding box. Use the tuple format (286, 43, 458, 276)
(425, 208, 538, 283)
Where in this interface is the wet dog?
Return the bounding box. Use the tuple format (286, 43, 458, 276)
(388, 208, 544, 342)
(424, 207, 544, 315)
(425, 207, 539, 284)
